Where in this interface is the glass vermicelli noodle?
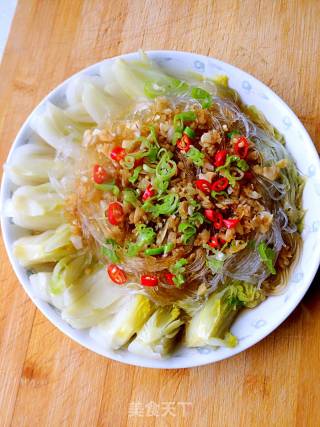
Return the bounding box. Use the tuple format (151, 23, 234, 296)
(5, 52, 304, 358)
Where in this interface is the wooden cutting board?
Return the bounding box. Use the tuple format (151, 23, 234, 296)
(0, 1, 319, 426)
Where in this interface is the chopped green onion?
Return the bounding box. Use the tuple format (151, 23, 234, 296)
(123, 189, 140, 207)
(237, 159, 249, 171)
(216, 154, 240, 172)
(126, 243, 141, 257)
(219, 169, 236, 187)
(143, 164, 156, 174)
(185, 146, 204, 167)
(190, 87, 212, 108)
(120, 155, 135, 169)
(148, 125, 159, 145)
(183, 126, 195, 139)
(215, 154, 242, 187)
(143, 193, 179, 216)
(163, 242, 174, 254)
(173, 111, 197, 131)
(189, 199, 201, 209)
(127, 225, 156, 257)
(178, 221, 197, 244)
(147, 146, 159, 162)
(211, 190, 228, 199)
(156, 147, 167, 159)
(189, 211, 205, 225)
(153, 179, 169, 194)
(129, 166, 142, 184)
(129, 150, 147, 159)
(154, 150, 177, 193)
(227, 130, 240, 138)
(144, 247, 165, 256)
(257, 241, 276, 275)
(144, 243, 174, 256)
(172, 131, 182, 146)
(137, 224, 156, 245)
(94, 182, 120, 196)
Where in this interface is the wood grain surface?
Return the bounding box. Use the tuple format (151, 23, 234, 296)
(0, 1, 319, 426)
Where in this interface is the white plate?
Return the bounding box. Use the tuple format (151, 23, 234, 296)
(1, 50, 320, 369)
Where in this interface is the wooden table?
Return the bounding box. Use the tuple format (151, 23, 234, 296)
(0, 1, 319, 426)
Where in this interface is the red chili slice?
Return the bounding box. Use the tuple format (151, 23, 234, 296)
(177, 134, 191, 152)
(204, 209, 215, 221)
(211, 177, 229, 192)
(107, 264, 127, 284)
(93, 164, 108, 184)
(213, 212, 223, 229)
(214, 150, 227, 167)
(142, 184, 155, 201)
(223, 218, 239, 229)
(134, 157, 144, 167)
(110, 146, 126, 162)
(208, 235, 220, 248)
(204, 210, 223, 229)
(234, 136, 249, 159)
(163, 272, 175, 285)
(107, 202, 124, 225)
(141, 274, 159, 287)
(195, 179, 211, 195)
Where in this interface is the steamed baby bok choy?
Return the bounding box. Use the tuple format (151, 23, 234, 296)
(61, 265, 128, 328)
(5, 183, 65, 231)
(4, 139, 57, 186)
(185, 282, 265, 348)
(49, 251, 94, 295)
(30, 102, 88, 154)
(128, 306, 184, 359)
(89, 294, 155, 350)
(30, 264, 128, 326)
(13, 224, 76, 267)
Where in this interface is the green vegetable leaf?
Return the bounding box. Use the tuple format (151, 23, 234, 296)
(190, 87, 212, 108)
(128, 306, 184, 357)
(170, 258, 188, 288)
(257, 241, 276, 275)
(185, 280, 265, 348)
(101, 239, 121, 263)
(144, 77, 189, 99)
(206, 254, 225, 273)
